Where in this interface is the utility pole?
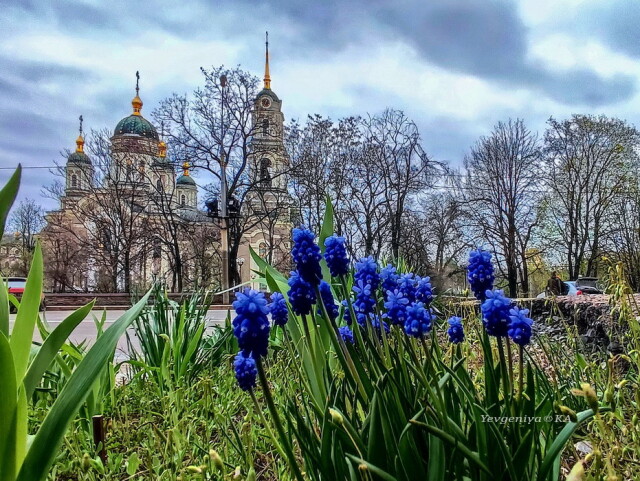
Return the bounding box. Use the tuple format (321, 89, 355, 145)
(219, 74, 229, 305)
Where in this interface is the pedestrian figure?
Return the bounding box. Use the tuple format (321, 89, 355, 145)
(546, 271, 563, 296)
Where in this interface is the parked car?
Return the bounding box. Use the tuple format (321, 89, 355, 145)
(536, 277, 604, 298)
(4, 276, 27, 295)
(574, 277, 604, 295)
(3, 277, 45, 312)
(536, 281, 579, 299)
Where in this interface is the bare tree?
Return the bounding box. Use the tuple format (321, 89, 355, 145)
(464, 119, 543, 297)
(543, 114, 639, 279)
(154, 65, 294, 285)
(287, 111, 440, 261)
(361, 109, 440, 259)
(44, 129, 153, 292)
(6, 198, 45, 274)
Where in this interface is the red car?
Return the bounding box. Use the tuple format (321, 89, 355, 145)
(3, 277, 45, 312)
(5, 277, 27, 295)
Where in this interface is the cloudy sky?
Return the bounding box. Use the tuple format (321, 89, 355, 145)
(1, 0, 639, 209)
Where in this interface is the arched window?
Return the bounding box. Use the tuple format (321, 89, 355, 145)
(156, 179, 163, 191)
(262, 118, 269, 135)
(71, 174, 78, 188)
(258, 242, 267, 258)
(153, 238, 161, 259)
(181, 194, 186, 206)
(259, 158, 271, 186)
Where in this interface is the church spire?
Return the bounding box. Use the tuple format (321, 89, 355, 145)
(75, 115, 85, 153)
(132, 71, 143, 115)
(263, 31, 271, 90)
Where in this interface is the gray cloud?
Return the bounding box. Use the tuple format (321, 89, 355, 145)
(2, 0, 640, 209)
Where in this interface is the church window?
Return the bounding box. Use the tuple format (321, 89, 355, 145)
(258, 242, 268, 258)
(181, 194, 186, 206)
(259, 158, 272, 186)
(156, 179, 163, 191)
(262, 118, 269, 135)
(153, 238, 161, 259)
(71, 174, 78, 188)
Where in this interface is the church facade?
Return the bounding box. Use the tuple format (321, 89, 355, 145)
(40, 43, 292, 293)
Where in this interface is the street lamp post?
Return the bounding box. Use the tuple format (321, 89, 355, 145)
(219, 74, 230, 305)
(236, 257, 245, 287)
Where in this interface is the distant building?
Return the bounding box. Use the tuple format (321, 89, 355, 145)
(40, 41, 292, 293)
(0, 233, 26, 277)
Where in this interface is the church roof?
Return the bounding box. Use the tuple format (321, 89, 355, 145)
(176, 174, 196, 186)
(67, 150, 91, 164)
(114, 114, 159, 140)
(257, 88, 280, 102)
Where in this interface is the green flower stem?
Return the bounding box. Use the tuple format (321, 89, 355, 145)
(256, 358, 305, 481)
(497, 338, 510, 403)
(250, 389, 287, 460)
(315, 285, 368, 403)
(518, 344, 524, 400)
(300, 314, 316, 364)
(505, 338, 514, 397)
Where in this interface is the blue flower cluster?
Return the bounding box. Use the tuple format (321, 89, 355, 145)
(467, 249, 495, 301)
(447, 316, 465, 344)
(404, 302, 434, 337)
(383, 289, 409, 326)
(508, 307, 533, 346)
(268, 292, 288, 327)
(352, 280, 376, 316)
(339, 326, 354, 344)
(324, 235, 350, 277)
(354, 257, 380, 290)
(292, 227, 323, 286)
(481, 289, 512, 337)
(415, 277, 433, 304)
(287, 271, 316, 316)
(232, 289, 270, 358)
(318, 281, 339, 321)
(234, 352, 258, 391)
(397, 273, 418, 302)
(380, 264, 399, 299)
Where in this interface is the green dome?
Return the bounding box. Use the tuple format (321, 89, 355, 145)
(176, 174, 196, 186)
(257, 88, 280, 102)
(67, 151, 91, 164)
(114, 114, 159, 140)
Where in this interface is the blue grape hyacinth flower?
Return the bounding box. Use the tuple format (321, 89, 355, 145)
(234, 351, 258, 391)
(380, 264, 399, 298)
(447, 316, 465, 344)
(404, 302, 434, 338)
(383, 289, 409, 326)
(292, 227, 323, 286)
(397, 273, 418, 302)
(415, 276, 433, 305)
(352, 279, 377, 315)
(354, 256, 380, 290)
(324, 235, 350, 277)
(268, 292, 288, 326)
(467, 249, 495, 301)
(508, 307, 534, 346)
(287, 270, 317, 316)
(232, 288, 271, 358)
(339, 326, 355, 345)
(318, 280, 339, 321)
(369, 314, 390, 334)
(481, 289, 512, 337)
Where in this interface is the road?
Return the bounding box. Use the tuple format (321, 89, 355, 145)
(9, 308, 233, 362)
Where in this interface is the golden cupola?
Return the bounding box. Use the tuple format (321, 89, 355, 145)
(67, 115, 91, 164)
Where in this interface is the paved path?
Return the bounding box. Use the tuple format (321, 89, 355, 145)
(9, 308, 233, 362)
